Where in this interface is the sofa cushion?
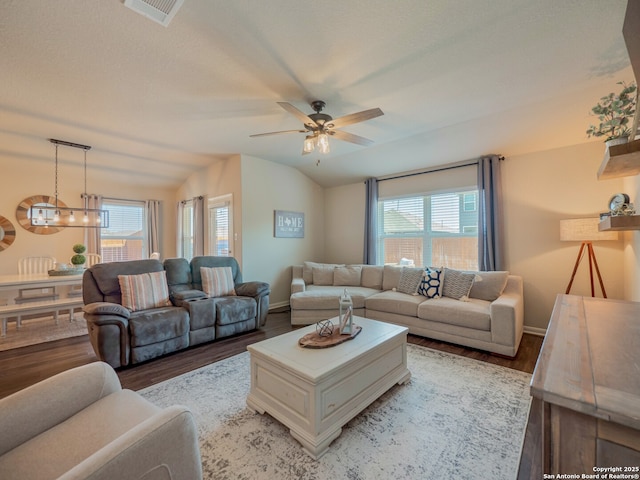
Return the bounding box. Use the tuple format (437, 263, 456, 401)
(442, 268, 475, 300)
(302, 261, 343, 284)
(201, 266, 236, 297)
(290, 286, 377, 310)
(365, 290, 424, 317)
(312, 266, 335, 286)
(118, 271, 172, 312)
(417, 297, 491, 331)
(333, 265, 362, 286)
(396, 267, 424, 295)
(89, 259, 164, 300)
(382, 265, 403, 291)
(469, 271, 509, 301)
(216, 297, 257, 325)
(361, 265, 383, 289)
(418, 267, 442, 299)
(129, 307, 189, 347)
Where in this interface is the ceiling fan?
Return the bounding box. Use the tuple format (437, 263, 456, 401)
(250, 101, 384, 155)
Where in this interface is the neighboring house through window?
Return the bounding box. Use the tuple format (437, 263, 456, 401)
(100, 199, 146, 262)
(377, 190, 479, 270)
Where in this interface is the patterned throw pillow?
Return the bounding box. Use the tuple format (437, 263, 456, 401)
(118, 271, 172, 312)
(201, 266, 237, 297)
(396, 267, 424, 295)
(442, 268, 476, 301)
(418, 267, 442, 299)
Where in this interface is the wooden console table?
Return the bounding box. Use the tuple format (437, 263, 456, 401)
(531, 294, 640, 474)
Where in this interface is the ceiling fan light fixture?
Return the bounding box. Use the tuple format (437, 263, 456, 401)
(317, 133, 330, 154)
(303, 135, 316, 153)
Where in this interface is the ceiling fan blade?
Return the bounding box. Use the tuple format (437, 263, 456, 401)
(277, 102, 317, 127)
(329, 129, 375, 146)
(249, 129, 307, 138)
(326, 108, 383, 129)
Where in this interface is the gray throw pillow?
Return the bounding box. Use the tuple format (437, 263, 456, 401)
(442, 268, 476, 301)
(397, 267, 424, 295)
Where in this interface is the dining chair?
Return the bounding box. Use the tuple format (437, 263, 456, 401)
(14, 256, 60, 327)
(15, 256, 59, 303)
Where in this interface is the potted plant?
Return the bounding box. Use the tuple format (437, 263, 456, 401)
(586, 81, 637, 146)
(71, 243, 87, 268)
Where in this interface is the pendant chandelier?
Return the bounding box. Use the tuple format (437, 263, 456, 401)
(30, 139, 109, 228)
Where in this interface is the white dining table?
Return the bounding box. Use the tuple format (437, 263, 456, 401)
(0, 273, 84, 292)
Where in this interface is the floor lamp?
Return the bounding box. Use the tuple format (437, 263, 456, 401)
(560, 218, 619, 298)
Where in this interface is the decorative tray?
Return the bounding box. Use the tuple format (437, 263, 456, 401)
(298, 324, 362, 349)
(48, 268, 85, 276)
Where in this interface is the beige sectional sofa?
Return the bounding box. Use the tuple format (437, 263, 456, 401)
(290, 262, 524, 357)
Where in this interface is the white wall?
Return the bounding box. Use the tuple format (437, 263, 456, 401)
(323, 141, 627, 331)
(240, 155, 325, 308)
(324, 183, 366, 264)
(503, 142, 625, 330)
(0, 158, 176, 275)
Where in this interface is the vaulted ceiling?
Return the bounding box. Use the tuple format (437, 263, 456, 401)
(0, 0, 633, 188)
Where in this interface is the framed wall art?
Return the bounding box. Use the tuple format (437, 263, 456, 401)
(274, 210, 304, 238)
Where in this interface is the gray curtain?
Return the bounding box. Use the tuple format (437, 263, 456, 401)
(363, 178, 378, 264)
(477, 155, 504, 271)
(82, 194, 103, 256)
(146, 200, 160, 257)
(193, 196, 205, 257)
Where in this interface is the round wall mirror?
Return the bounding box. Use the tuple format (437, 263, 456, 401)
(16, 195, 68, 235)
(0, 215, 16, 251)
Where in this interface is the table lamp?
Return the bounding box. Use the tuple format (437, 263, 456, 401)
(560, 218, 619, 297)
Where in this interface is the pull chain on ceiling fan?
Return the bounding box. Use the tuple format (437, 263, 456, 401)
(250, 101, 384, 155)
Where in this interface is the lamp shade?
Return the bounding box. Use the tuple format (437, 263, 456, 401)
(560, 218, 618, 242)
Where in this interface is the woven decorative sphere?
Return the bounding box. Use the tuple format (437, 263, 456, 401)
(316, 319, 334, 337)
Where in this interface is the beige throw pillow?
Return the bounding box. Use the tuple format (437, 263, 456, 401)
(118, 271, 172, 312)
(333, 265, 362, 286)
(201, 266, 236, 297)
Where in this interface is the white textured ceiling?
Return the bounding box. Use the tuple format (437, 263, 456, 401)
(0, 0, 633, 188)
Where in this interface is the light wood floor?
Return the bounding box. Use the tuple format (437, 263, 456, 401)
(0, 310, 543, 479)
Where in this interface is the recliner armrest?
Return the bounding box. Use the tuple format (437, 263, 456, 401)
(83, 302, 130, 319)
(235, 281, 270, 298)
(0, 362, 121, 457)
(58, 405, 203, 480)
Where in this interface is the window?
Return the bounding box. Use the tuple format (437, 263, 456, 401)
(180, 200, 194, 261)
(208, 195, 233, 257)
(463, 193, 477, 212)
(100, 199, 146, 262)
(377, 190, 478, 270)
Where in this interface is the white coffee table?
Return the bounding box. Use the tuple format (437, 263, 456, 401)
(246, 316, 411, 459)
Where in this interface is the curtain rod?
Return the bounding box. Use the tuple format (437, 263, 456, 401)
(375, 155, 504, 183)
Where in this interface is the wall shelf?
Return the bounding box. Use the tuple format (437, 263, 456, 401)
(597, 138, 640, 180)
(599, 215, 640, 231)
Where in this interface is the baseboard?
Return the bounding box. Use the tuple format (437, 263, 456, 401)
(523, 325, 546, 337)
(269, 301, 290, 311)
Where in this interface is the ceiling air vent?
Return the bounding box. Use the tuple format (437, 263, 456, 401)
(123, 0, 184, 27)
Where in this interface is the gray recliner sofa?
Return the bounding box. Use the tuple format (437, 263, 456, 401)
(83, 257, 270, 368)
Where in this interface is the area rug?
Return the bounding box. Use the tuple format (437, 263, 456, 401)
(0, 315, 87, 351)
(139, 344, 531, 480)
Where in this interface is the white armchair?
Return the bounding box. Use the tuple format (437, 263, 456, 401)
(0, 362, 203, 480)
